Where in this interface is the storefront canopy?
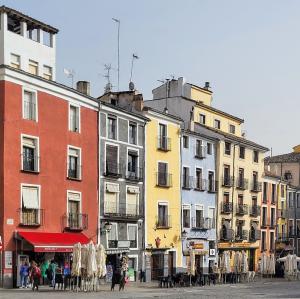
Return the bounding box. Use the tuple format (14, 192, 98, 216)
(18, 231, 90, 252)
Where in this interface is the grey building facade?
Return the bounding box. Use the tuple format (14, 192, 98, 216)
(98, 95, 148, 281)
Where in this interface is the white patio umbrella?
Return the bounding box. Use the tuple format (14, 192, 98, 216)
(81, 244, 88, 270)
(72, 242, 82, 276)
(96, 244, 107, 278)
(87, 241, 97, 277)
(190, 249, 195, 276)
(268, 254, 276, 275)
(261, 252, 268, 275)
(241, 251, 248, 274)
(224, 251, 231, 273)
(233, 251, 242, 274)
(292, 254, 298, 274)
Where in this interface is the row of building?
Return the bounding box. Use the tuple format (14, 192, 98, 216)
(0, 6, 299, 287)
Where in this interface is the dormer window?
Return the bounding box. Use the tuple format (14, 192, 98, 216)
(7, 15, 21, 34)
(29, 60, 38, 76)
(199, 114, 206, 125)
(229, 124, 235, 134)
(10, 54, 20, 69)
(43, 65, 52, 80)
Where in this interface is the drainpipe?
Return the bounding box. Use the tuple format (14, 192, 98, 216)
(231, 144, 237, 233)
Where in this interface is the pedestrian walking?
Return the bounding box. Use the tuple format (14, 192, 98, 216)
(30, 261, 41, 291)
(19, 261, 29, 288)
(49, 260, 57, 288)
(41, 260, 49, 285)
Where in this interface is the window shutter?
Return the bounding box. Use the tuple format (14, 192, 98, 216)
(22, 187, 39, 209)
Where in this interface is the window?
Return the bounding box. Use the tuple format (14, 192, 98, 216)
(238, 168, 244, 188)
(10, 53, 20, 69)
(104, 183, 119, 214)
(21, 185, 40, 225)
(239, 146, 245, 159)
(262, 207, 267, 226)
(225, 142, 231, 155)
(207, 143, 212, 155)
(229, 124, 235, 134)
(223, 165, 231, 185)
(238, 194, 244, 206)
(43, 31, 52, 47)
(183, 136, 189, 148)
(67, 147, 81, 179)
(224, 192, 230, 203)
(29, 60, 38, 75)
(195, 206, 204, 228)
(195, 139, 204, 158)
(297, 194, 300, 208)
(69, 105, 80, 132)
(23, 90, 37, 121)
(43, 65, 52, 80)
(289, 192, 294, 207)
(199, 114, 206, 125)
(270, 208, 275, 227)
(107, 223, 118, 248)
(129, 122, 137, 144)
(208, 208, 215, 226)
(195, 168, 203, 190)
(271, 184, 276, 204)
(127, 187, 139, 215)
(127, 225, 138, 248)
(214, 119, 220, 129)
(108, 115, 117, 140)
(281, 185, 285, 197)
(270, 232, 275, 251)
(208, 171, 215, 192)
(261, 231, 266, 251)
(158, 203, 169, 227)
(105, 145, 119, 175)
(182, 167, 190, 189)
(22, 136, 39, 172)
(127, 151, 138, 178)
(182, 205, 190, 228)
(67, 192, 82, 229)
(157, 162, 170, 186)
(7, 15, 21, 34)
(158, 123, 169, 150)
(27, 27, 38, 41)
(252, 171, 258, 189)
(263, 182, 267, 203)
(253, 150, 259, 163)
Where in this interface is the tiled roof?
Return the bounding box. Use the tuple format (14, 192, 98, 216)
(265, 152, 300, 163)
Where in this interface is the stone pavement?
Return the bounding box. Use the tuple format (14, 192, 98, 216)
(1, 279, 300, 299)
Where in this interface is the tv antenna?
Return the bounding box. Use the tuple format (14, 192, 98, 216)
(129, 53, 139, 91)
(63, 68, 75, 88)
(112, 18, 120, 91)
(103, 64, 113, 92)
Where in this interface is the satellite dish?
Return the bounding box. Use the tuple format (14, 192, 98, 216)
(129, 81, 135, 91)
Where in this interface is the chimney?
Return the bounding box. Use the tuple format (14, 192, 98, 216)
(204, 82, 210, 90)
(76, 81, 90, 96)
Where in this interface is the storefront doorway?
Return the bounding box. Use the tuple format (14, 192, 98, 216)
(151, 253, 164, 280)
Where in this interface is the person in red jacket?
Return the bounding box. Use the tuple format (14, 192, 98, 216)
(30, 261, 41, 291)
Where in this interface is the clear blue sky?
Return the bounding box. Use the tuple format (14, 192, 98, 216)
(3, 0, 300, 155)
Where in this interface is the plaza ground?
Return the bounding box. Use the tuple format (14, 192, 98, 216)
(1, 279, 300, 299)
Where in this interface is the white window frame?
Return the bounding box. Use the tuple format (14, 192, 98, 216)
(68, 103, 81, 133)
(43, 65, 53, 80)
(214, 119, 221, 129)
(107, 114, 118, 140)
(20, 183, 41, 223)
(28, 59, 39, 76)
(66, 190, 82, 214)
(127, 223, 138, 249)
(126, 185, 139, 215)
(182, 204, 191, 228)
(107, 222, 118, 249)
(21, 134, 40, 172)
(229, 124, 236, 134)
(104, 182, 119, 214)
(10, 53, 20, 69)
(105, 142, 120, 175)
(67, 145, 82, 180)
(128, 121, 138, 145)
(126, 147, 139, 178)
(22, 87, 38, 122)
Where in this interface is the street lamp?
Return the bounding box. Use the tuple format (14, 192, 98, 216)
(104, 221, 112, 233)
(181, 229, 188, 240)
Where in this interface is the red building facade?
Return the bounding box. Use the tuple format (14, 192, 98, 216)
(0, 68, 99, 287)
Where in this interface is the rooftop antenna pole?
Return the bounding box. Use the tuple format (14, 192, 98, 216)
(112, 18, 120, 91)
(63, 68, 75, 88)
(104, 64, 113, 92)
(130, 54, 139, 82)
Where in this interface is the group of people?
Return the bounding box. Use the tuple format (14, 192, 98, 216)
(19, 259, 71, 291)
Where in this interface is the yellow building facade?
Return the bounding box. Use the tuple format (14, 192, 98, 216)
(143, 107, 182, 281)
(188, 85, 268, 271)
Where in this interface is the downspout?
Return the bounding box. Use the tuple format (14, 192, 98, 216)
(215, 139, 220, 262)
(231, 144, 237, 233)
(97, 101, 101, 245)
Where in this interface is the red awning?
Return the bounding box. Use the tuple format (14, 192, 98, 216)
(18, 231, 90, 252)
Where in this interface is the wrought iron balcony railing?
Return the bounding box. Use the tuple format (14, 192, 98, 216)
(155, 215, 172, 229)
(63, 213, 88, 230)
(125, 167, 143, 181)
(222, 176, 233, 187)
(18, 208, 43, 226)
(182, 175, 193, 189)
(249, 205, 261, 217)
(251, 181, 262, 192)
(236, 178, 248, 190)
(236, 204, 248, 215)
(103, 202, 141, 219)
(194, 178, 206, 191)
(22, 154, 39, 172)
(192, 217, 215, 230)
(220, 228, 234, 241)
(235, 229, 248, 241)
(104, 162, 122, 178)
(157, 136, 171, 151)
(221, 202, 233, 214)
(249, 229, 261, 242)
(156, 172, 172, 187)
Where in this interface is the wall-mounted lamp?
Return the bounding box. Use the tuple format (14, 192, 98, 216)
(181, 230, 188, 240)
(101, 221, 112, 235)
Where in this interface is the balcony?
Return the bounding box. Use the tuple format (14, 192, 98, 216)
(221, 202, 233, 214)
(276, 233, 288, 242)
(104, 162, 122, 178)
(192, 217, 214, 230)
(220, 228, 234, 241)
(236, 178, 248, 190)
(236, 204, 248, 215)
(235, 230, 248, 241)
(63, 213, 88, 231)
(222, 176, 233, 187)
(277, 209, 288, 219)
(249, 229, 261, 242)
(156, 172, 172, 187)
(104, 202, 141, 220)
(22, 154, 39, 173)
(157, 136, 171, 151)
(182, 175, 193, 189)
(125, 167, 143, 181)
(155, 215, 172, 229)
(18, 209, 43, 226)
(251, 181, 262, 192)
(249, 205, 260, 217)
(194, 178, 206, 191)
(67, 163, 81, 180)
(195, 145, 206, 159)
(207, 180, 218, 193)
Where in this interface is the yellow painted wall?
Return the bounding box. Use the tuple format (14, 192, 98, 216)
(190, 86, 212, 106)
(277, 182, 288, 235)
(192, 105, 243, 137)
(144, 112, 182, 268)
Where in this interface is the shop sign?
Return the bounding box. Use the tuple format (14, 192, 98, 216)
(193, 243, 204, 249)
(5, 251, 12, 269)
(209, 249, 216, 256)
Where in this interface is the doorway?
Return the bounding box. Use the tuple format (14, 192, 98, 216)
(151, 254, 164, 280)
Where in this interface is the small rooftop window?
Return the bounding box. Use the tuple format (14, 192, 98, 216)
(27, 24, 39, 42)
(7, 15, 21, 34)
(43, 31, 52, 47)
